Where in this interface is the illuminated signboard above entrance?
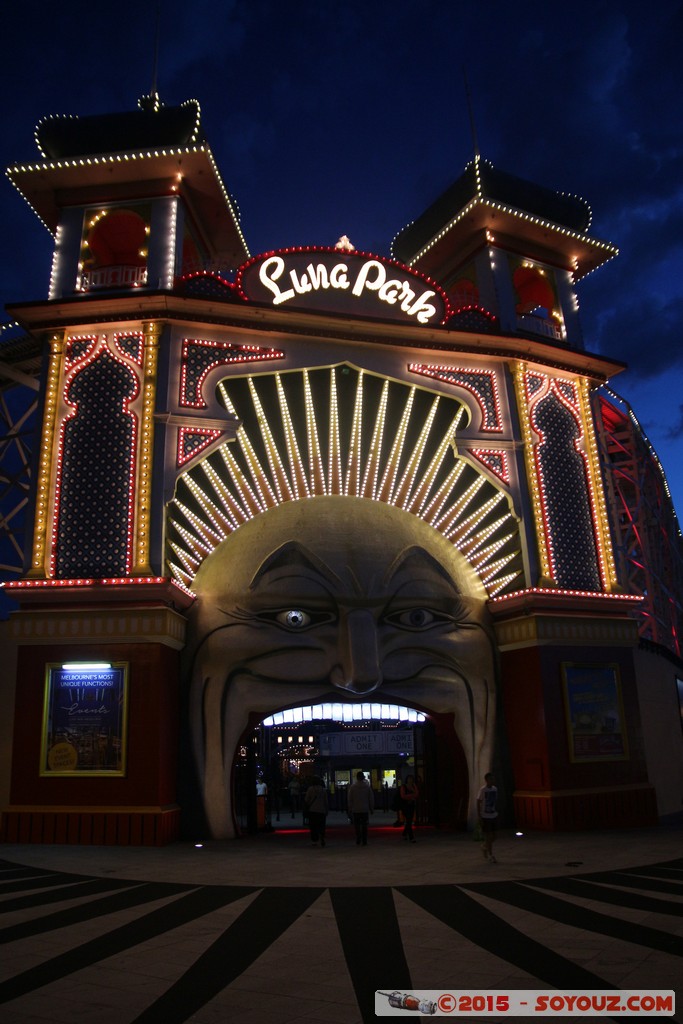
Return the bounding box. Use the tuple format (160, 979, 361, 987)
(237, 247, 449, 326)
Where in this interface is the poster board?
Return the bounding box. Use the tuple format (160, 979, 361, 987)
(40, 662, 128, 776)
(562, 662, 628, 762)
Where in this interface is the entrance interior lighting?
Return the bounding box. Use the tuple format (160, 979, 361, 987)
(62, 662, 112, 670)
(262, 703, 426, 726)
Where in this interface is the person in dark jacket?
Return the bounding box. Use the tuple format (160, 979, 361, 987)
(305, 777, 329, 846)
(400, 775, 419, 843)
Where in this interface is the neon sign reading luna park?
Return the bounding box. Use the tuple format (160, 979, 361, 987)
(237, 247, 449, 326)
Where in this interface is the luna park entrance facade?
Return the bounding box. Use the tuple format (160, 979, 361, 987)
(233, 702, 469, 836)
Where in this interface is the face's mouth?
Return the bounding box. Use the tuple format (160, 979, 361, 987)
(227, 670, 373, 703)
(190, 637, 495, 838)
(222, 663, 470, 724)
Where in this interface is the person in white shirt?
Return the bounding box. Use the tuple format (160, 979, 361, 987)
(347, 771, 374, 846)
(476, 772, 498, 863)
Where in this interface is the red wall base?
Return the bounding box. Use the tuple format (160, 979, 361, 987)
(0, 805, 180, 847)
(513, 785, 658, 831)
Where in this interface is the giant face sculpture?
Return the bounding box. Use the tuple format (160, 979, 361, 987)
(185, 496, 497, 837)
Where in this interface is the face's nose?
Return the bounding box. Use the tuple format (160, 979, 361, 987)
(330, 608, 383, 695)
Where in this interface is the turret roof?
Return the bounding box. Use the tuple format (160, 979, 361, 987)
(6, 95, 248, 267)
(392, 156, 616, 280)
(35, 97, 205, 160)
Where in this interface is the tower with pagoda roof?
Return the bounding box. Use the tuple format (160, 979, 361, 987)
(392, 154, 617, 349)
(8, 93, 248, 301)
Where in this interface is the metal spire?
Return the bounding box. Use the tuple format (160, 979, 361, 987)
(140, 1, 162, 111)
(463, 65, 480, 160)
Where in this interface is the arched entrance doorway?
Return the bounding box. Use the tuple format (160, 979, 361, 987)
(232, 701, 469, 836)
(182, 496, 498, 839)
(174, 364, 520, 840)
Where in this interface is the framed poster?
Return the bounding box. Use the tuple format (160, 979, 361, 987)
(562, 663, 628, 762)
(40, 662, 128, 776)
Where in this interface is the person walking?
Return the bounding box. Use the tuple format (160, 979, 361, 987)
(477, 771, 499, 862)
(391, 780, 403, 827)
(255, 777, 268, 829)
(288, 775, 301, 817)
(347, 771, 374, 846)
(304, 776, 328, 847)
(400, 774, 419, 843)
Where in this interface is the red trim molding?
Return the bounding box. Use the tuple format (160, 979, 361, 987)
(513, 785, 658, 831)
(0, 805, 180, 847)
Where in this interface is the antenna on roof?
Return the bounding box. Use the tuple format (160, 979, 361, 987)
(463, 65, 480, 160)
(140, 1, 163, 111)
(151, 0, 161, 98)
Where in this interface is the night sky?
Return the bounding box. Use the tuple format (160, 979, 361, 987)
(2, 0, 682, 514)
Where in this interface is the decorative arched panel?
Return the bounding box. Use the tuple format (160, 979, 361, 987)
(408, 363, 504, 433)
(532, 389, 601, 590)
(54, 344, 139, 577)
(167, 364, 523, 596)
(515, 366, 617, 591)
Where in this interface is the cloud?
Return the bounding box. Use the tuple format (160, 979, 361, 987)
(589, 293, 683, 376)
(665, 405, 683, 441)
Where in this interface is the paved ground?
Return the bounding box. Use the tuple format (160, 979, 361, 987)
(0, 813, 681, 1023)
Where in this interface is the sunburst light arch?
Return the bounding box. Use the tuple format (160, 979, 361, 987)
(167, 364, 523, 595)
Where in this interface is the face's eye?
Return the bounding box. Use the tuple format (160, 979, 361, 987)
(252, 607, 335, 631)
(384, 608, 450, 631)
(275, 609, 312, 629)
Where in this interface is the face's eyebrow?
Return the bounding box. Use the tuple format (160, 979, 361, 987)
(249, 541, 344, 592)
(383, 545, 460, 593)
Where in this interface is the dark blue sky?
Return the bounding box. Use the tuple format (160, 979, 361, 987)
(2, 0, 683, 512)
